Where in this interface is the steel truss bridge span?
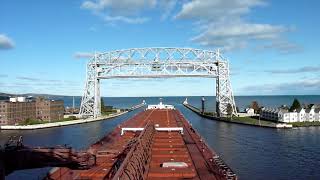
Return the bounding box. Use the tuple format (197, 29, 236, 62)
(79, 47, 237, 118)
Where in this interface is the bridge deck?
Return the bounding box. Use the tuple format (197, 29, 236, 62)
(47, 109, 236, 180)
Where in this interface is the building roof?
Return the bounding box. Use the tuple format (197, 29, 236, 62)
(279, 109, 289, 113)
(296, 108, 305, 113)
(305, 108, 312, 113)
(261, 107, 288, 114)
(314, 108, 320, 113)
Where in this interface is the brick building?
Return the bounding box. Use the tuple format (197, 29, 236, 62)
(36, 97, 64, 122)
(0, 97, 64, 125)
(0, 99, 36, 125)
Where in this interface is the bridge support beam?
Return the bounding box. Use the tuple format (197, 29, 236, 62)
(215, 60, 237, 117)
(80, 53, 101, 118)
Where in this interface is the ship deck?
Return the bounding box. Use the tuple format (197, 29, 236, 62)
(48, 109, 236, 180)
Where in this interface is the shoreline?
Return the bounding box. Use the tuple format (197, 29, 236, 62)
(183, 103, 292, 129)
(0, 103, 145, 130)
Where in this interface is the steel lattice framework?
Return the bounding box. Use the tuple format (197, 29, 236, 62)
(79, 47, 237, 118)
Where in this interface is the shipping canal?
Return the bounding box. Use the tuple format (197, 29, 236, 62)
(1, 98, 320, 179)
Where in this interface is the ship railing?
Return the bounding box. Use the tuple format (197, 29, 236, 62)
(112, 121, 156, 180)
(121, 128, 144, 135)
(121, 127, 183, 136)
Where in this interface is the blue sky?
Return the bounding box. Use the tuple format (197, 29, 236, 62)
(0, 0, 319, 97)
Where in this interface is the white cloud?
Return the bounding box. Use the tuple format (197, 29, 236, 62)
(159, 0, 177, 20)
(174, 0, 296, 52)
(81, 0, 156, 24)
(256, 40, 302, 54)
(73, 52, 94, 59)
(176, 0, 265, 20)
(191, 22, 289, 51)
(79, 0, 299, 53)
(266, 65, 320, 74)
(82, 0, 156, 14)
(241, 79, 320, 95)
(0, 34, 15, 50)
(104, 15, 149, 24)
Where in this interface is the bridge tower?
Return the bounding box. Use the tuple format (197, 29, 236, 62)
(79, 47, 237, 118)
(215, 60, 237, 117)
(79, 54, 101, 118)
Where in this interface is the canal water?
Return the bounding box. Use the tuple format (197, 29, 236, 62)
(1, 96, 320, 179)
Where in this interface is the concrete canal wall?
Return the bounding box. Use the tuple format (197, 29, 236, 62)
(0, 103, 145, 130)
(183, 103, 292, 129)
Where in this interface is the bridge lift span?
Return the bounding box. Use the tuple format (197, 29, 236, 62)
(79, 47, 237, 118)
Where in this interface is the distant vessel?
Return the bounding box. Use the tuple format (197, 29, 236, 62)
(48, 101, 236, 179)
(147, 98, 174, 110)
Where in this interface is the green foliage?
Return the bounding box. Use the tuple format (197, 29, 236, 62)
(230, 116, 275, 126)
(101, 97, 114, 113)
(19, 116, 79, 125)
(19, 118, 44, 125)
(204, 112, 214, 116)
(68, 116, 77, 120)
(61, 116, 78, 121)
(101, 97, 106, 113)
(307, 104, 315, 109)
(290, 121, 320, 127)
(250, 101, 260, 113)
(289, 98, 301, 112)
(226, 103, 233, 116)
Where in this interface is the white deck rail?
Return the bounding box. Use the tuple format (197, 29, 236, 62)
(121, 127, 184, 135)
(121, 128, 144, 135)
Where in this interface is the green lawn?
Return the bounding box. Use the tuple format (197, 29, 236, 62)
(101, 109, 118, 116)
(18, 116, 78, 125)
(226, 116, 276, 126)
(290, 121, 320, 127)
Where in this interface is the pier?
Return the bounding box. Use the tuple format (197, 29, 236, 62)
(183, 102, 292, 129)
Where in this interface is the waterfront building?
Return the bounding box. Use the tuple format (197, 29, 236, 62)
(260, 108, 287, 121)
(315, 108, 320, 121)
(0, 96, 64, 125)
(306, 107, 315, 122)
(36, 97, 64, 122)
(282, 112, 299, 123)
(0, 97, 36, 125)
(260, 106, 320, 123)
(245, 108, 255, 116)
(296, 108, 306, 122)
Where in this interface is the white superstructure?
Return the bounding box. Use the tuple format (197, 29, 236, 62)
(147, 101, 175, 110)
(9, 97, 27, 102)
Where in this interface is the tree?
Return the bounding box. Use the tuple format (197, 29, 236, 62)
(250, 101, 260, 113)
(236, 106, 240, 113)
(289, 98, 301, 112)
(227, 103, 233, 119)
(101, 97, 106, 113)
(308, 104, 315, 109)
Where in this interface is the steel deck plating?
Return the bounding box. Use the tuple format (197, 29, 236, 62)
(47, 109, 236, 180)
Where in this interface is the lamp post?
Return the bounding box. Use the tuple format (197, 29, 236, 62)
(201, 97, 205, 114)
(259, 114, 261, 126)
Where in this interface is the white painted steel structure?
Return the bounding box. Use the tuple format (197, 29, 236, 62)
(79, 47, 237, 118)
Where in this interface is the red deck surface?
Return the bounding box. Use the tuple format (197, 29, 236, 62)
(47, 109, 236, 180)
